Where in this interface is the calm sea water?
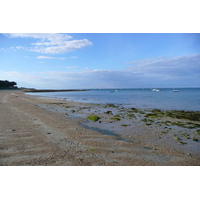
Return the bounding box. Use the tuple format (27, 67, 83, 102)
(27, 88, 200, 111)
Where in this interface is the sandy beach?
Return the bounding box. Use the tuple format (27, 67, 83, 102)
(0, 90, 199, 166)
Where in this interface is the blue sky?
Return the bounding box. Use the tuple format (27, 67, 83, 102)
(0, 33, 200, 89)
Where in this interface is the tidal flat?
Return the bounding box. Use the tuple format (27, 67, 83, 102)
(42, 101, 200, 158)
(1, 90, 199, 166)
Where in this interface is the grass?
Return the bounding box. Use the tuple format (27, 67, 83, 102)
(87, 115, 100, 122)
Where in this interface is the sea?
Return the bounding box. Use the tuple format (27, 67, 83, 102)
(27, 88, 200, 111)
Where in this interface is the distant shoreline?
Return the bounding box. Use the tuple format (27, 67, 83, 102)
(23, 89, 90, 93)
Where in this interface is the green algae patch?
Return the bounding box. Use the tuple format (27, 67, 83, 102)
(103, 104, 117, 108)
(145, 113, 163, 118)
(127, 113, 136, 119)
(152, 109, 164, 114)
(141, 118, 148, 122)
(178, 141, 187, 145)
(121, 124, 128, 126)
(87, 115, 100, 122)
(90, 147, 95, 151)
(174, 137, 181, 141)
(104, 111, 113, 115)
(110, 117, 121, 121)
(165, 110, 200, 121)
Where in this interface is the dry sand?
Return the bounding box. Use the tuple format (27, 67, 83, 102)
(0, 90, 199, 165)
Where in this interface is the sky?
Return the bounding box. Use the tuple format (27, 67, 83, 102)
(0, 33, 200, 89)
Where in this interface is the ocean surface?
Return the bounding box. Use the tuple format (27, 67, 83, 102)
(27, 88, 200, 111)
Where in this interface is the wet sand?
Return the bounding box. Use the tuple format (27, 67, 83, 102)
(0, 90, 199, 165)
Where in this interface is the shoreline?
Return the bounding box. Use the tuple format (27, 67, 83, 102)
(0, 90, 199, 165)
(22, 89, 89, 93)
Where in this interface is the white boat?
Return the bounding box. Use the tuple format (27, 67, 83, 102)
(152, 89, 160, 92)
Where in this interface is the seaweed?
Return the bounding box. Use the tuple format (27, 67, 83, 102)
(165, 110, 200, 121)
(193, 138, 199, 142)
(145, 123, 152, 126)
(110, 117, 121, 121)
(87, 115, 100, 122)
(127, 113, 136, 119)
(121, 124, 128, 126)
(178, 141, 187, 145)
(104, 111, 113, 115)
(104, 104, 117, 108)
(141, 118, 148, 122)
(145, 113, 163, 118)
(174, 137, 181, 141)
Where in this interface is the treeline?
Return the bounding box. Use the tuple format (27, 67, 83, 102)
(0, 80, 17, 89)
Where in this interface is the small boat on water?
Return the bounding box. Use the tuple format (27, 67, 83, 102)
(152, 89, 160, 92)
(171, 90, 180, 92)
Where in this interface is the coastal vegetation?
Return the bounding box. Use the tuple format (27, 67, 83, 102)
(0, 80, 17, 89)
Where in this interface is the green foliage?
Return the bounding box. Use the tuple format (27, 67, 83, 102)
(0, 80, 17, 89)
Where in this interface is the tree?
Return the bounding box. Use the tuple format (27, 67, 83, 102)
(0, 80, 17, 88)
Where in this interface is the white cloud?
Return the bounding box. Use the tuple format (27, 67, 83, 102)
(4, 33, 93, 54)
(64, 66, 79, 69)
(126, 54, 200, 78)
(31, 39, 92, 54)
(1, 54, 199, 89)
(6, 33, 72, 42)
(37, 56, 66, 60)
(15, 46, 24, 50)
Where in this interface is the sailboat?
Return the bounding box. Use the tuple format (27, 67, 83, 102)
(151, 88, 160, 92)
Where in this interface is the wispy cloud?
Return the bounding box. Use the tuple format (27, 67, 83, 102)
(4, 33, 93, 54)
(64, 66, 79, 69)
(56, 66, 79, 69)
(126, 54, 200, 78)
(1, 54, 199, 89)
(37, 56, 66, 60)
